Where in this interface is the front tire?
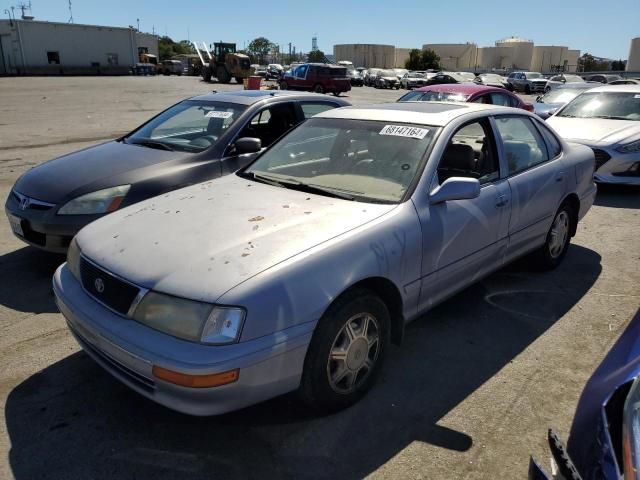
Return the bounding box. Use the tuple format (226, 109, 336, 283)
(299, 288, 390, 413)
(530, 203, 574, 270)
(216, 66, 231, 84)
(279, 81, 288, 90)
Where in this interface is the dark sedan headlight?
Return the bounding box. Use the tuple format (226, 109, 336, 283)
(58, 185, 130, 215)
(132, 291, 245, 345)
(623, 376, 640, 479)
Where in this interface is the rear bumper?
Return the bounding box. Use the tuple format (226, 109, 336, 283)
(53, 264, 313, 416)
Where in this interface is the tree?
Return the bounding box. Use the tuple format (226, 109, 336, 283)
(247, 37, 273, 65)
(578, 53, 609, 72)
(307, 50, 326, 63)
(404, 48, 440, 70)
(405, 49, 423, 70)
(611, 59, 626, 71)
(158, 36, 195, 60)
(420, 49, 441, 70)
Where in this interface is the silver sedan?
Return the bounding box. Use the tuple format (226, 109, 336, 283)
(547, 85, 640, 185)
(54, 102, 596, 415)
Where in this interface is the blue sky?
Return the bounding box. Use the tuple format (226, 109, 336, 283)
(4, 0, 639, 59)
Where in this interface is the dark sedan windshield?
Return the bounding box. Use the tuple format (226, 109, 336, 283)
(125, 100, 246, 153)
(557, 92, 640, 120)
(244, 118, 437, 203)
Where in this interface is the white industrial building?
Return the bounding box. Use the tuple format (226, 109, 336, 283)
(0, 18, 158, 75)
(333, 44, 410, 68)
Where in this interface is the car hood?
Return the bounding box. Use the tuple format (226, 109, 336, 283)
(76, 174, 397, 303)
(14, 141, 190, 204)
(546, 117, 640, 145)
(380, 76, 397, 81)
(530, 78, 548, 83)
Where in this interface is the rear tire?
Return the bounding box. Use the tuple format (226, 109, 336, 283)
(314, 83, 325, 94)
(202, 66, 212, 82)
(299, 288, 390, 413)
(530, 202, 575, 270)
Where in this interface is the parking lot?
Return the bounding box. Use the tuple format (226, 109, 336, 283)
(0, 75, 638, 479)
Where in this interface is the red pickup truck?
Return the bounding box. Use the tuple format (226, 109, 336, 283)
(280, 63, 351, 96)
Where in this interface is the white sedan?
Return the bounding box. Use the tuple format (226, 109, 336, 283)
(547, 85, 640, 185)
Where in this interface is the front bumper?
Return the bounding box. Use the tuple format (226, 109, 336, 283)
(577, 145, 640, 186)
(530, 82, 547, 92)
(53, 264, 313, 415)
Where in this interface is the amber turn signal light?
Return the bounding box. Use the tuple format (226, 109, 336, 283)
(152, 366, 239, 388)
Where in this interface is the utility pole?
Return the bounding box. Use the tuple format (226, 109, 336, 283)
(136, 18, 140, 31)
(288, 42, 292, 64)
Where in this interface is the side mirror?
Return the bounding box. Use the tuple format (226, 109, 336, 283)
(536, 95, 542, 102)
(429, 177, 481, 204)
(234, 137, 262, 154)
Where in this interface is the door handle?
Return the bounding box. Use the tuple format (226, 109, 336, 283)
(495, 195, 509, 208)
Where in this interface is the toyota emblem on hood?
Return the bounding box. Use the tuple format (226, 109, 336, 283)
(94, 278, 105, 293)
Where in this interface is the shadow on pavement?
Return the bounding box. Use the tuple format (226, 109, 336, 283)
(0, 246, 64, 314)
(6, 245, 601, 480)
(593, 184, 640, 209)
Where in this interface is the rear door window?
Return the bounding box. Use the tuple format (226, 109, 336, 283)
(300, 102, 340, 119)
(494, 116, 550, 175)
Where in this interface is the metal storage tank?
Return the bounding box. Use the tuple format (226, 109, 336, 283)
(628, 37, 640, 71)
(531, 46, 569, 72)
(421, 43, 478, 71)
(494, 37, 534, 70)
(333, 44, 395, 68)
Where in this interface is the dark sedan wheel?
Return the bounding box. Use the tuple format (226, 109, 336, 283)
(299, 288, 390, 412)
(531, 202, 575, 270)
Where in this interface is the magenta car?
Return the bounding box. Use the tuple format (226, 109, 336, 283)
(398, 84, 533, 111)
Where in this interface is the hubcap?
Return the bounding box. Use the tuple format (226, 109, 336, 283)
(327, 313, 380, 394)
(548, 210, 569, 258)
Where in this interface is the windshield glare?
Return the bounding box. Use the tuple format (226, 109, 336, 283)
(126, 100, 245, 152)
(245, 118, 436, 203)
(541, 88, 584, 104)
(399, 91, 469, 103)
(558, 92, 640, 120)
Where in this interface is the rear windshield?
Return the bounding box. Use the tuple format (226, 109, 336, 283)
(398, 91, 469, 103)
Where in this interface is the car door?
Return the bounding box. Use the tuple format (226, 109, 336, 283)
(492, 114, 567, 263)
(416, 118, 512, 310)
(293, 64, 309, 89)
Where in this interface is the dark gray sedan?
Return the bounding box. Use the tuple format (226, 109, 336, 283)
(5, 91, 349, 252)
(533, 83, 597, 119)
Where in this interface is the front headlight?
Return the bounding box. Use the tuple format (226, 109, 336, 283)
(616, 140, 640, 154)
(623, 376, 640, 479)
(132, 291, 245, 344)
(67, 236, 81, 280)
(58, 185, 130, 215)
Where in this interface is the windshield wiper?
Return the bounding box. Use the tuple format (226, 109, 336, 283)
(590, 115, 631, 120)
(240, 172, 356, 200)
(128, 139, 174, 151)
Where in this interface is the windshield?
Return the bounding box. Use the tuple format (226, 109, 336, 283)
(125, 100, 246, 153)
(380, 70, 396, 77)
(481, 74, 502, 81)
(540, 88, 587, 104)
(557, 92, 640, 120)
(398, 91, 469, 103)
(527, 72, 543, 79)
(244, 118, 437, 203)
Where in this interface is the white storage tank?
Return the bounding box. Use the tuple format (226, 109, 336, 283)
(628, 37, 640, 71)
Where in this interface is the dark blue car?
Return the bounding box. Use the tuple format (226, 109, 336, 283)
(530, 308, 640, 479)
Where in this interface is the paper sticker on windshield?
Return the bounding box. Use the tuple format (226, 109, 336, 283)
(379, 125, 429, 139)
(205, 111, 233, 118)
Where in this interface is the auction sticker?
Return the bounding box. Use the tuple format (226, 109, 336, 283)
(205, 111, 233, 118)
(379, 125, 428, 139)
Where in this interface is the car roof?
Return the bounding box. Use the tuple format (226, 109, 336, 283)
(414, 83, 504, 95)
(315, 102, 513, 126)
(581, 84, 640, 93)
(188, 90, 344, 105)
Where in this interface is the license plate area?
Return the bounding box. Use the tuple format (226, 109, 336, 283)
(8, 213, 24, 237)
